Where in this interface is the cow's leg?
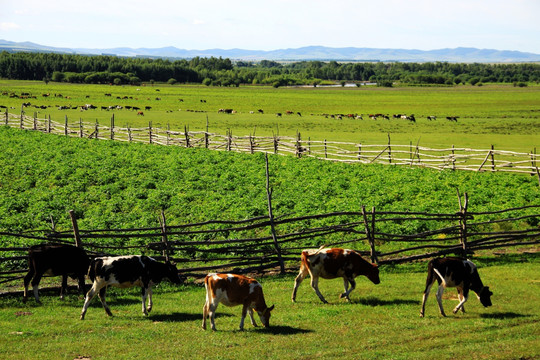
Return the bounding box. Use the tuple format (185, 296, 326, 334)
(310, 276, 328, 304)
(239, 304, 249, 331)
(81, 283, 100, 320)
(420, 278, 436, 317)
(141, 286, 149, 316)
(247, 307, 258, 327)
(77, 275, 86, 297)
(98, 286, 112, 317)
(23, 268, 35, 304)
(146, 287, 153, 313)
(31, 272, 44, 304)
(436, 284, 447, 317)
(202, 299, 210, 330)
(453, 287, 468, 314)
(60, 274, 68, 300)
(340, 276, 356, 302)
(208, 300, 219, 331)
(456, 288, 466, 313)
(291, 268, 308, 302)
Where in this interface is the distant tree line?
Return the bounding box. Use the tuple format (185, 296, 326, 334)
(0, 51, 538, 87)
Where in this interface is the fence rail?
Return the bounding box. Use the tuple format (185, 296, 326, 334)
(1, 198, 538, 292)
(4, 110, 539, 176)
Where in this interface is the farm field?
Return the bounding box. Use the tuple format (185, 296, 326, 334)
(0, 254, 538, 360)
(1, 80, 539, 152)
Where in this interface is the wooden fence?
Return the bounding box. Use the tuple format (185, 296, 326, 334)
(4, 110, 539, 177)
(1, 196, 538, 293)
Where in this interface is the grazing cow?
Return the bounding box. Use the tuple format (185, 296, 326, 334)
(420, 257, 493, 317)
(446, 116, 459, 122)
(80, 256, 180, 320)
(291, 247, 380, 304)
(137, 111, 144, 116)
(427, 115, 437, 121)
(23, 244, 89, 304)
(202, 273, 274, 331)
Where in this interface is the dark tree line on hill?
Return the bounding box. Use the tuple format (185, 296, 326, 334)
(0, 51, 538, 87)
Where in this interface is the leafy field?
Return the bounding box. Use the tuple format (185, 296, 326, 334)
(0, 254, 538, 360)
(1, 80, 539, 151)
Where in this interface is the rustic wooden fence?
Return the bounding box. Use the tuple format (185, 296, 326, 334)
(1, 195, 538, 294)
(4, 110, 539, 177)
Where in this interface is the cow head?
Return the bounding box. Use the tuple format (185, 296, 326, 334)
(368, 264, 381, 285)
(479, 286, 493, 307)
(165, 261, 182, 284)
(258, 304, 275, 327)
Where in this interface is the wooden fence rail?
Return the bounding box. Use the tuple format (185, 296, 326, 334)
(4, 111, 539, 177)
(1, 200, 538, 292)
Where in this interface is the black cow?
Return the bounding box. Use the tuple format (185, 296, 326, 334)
(80, 255, 181, 319)
(420, 257, 493, 317)
(23, 244, 89, 303)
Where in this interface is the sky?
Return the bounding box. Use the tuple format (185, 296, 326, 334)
(1, 0, 539, 54)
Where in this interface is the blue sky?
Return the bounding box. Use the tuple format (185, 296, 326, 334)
(1, 0, 539, 53)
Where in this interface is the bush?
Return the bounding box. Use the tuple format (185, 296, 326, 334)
(167, 78, 178, 85)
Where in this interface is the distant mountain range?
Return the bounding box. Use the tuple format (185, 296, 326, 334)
(2, 39, 540, 62)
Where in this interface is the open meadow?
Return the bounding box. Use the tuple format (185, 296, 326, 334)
(0, 80, 539, 359)
(1, 80, 539, 152)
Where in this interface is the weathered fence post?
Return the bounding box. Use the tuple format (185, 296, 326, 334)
(94, 120, 99, 139)
(33, 112, 37, 130)
(128, 124, 132, 142)
(205, 115, 209, 149)
(149, 121, 153, 144)
(387, 134, 392, 164)
(362, 205, 378, 264)
(184, 125, 190, 148)
(64, 115, 68, 136)
(273, 133, 279, 154)
(227, 129, 232, 151)
(308, 137, 311, 155)
(20, 105, 24, 129)
(166, 123, 170, 146)
(159, 210, 171, 262)
(451, 145, 456, 170)
(295, 131, 302, 158)
(68, 210, 83, 248)
(265, 153, 285, 274)
(79, 118, 83, 138)
(48, 115, 51, 133)
(490, 145, 495, 171)
(4, 108, 7, 125)
(358, 143, 362, 161)
(324, 139, 327, 158)
(457, 190, 469, 255)
(110, 114, 115, 140)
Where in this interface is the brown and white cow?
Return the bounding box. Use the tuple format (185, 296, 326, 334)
(80, 255, 180, 320)
(202, 273, 274, 331)
(291, 247, 380, 304)
(420, 257, 493, 317)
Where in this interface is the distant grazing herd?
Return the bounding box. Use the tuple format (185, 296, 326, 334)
(2, 91, 462, 123)
(20, 243, 493, 330)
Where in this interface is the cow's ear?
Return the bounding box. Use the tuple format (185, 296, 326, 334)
(268, 304, 275, 312)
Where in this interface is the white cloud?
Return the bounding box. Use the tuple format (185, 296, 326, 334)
(0, 22, 21, 31)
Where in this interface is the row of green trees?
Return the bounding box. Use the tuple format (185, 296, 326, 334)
(1, 51, 538, 87)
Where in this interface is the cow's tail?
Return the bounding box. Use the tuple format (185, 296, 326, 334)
(300, 245, 325, 271)
(87, 258, 98, 282)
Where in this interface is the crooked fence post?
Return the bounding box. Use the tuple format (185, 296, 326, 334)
(457, 190, 469, 256)
(362, 205, 378, 264)
(159, 210, 171, 262)
(265, 153, 285, 274)
(69, 210, 83, 248)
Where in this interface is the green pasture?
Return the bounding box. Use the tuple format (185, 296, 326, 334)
(0, 254, 538, 360)
(1, 80, 539, 152)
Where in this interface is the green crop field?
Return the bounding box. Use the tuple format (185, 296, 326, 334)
(1, 80, 539, 151)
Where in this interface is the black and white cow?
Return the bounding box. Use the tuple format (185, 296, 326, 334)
(80, 255, 180, 320)
(23, 244, 89, 303)
(420, 257, 493, 317)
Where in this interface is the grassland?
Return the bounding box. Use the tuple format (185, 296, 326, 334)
(1, 80, 539, 151)
(0, 254, 538, 360)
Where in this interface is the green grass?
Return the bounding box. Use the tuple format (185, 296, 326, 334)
(0, 254, 538, 360)
(1, 80, 539, 151)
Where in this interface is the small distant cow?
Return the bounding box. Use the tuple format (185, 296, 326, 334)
(80, 256, 180, 320)
(292, 247, 380, 304)
(137, 111, 144, 116)
(23, 244, 89, 304)
(202, 273, 274, 331)
(427, 115, 437, 121)
(420, 257, 493, 317)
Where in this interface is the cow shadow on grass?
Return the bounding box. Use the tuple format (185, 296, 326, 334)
(479, 312, 531, 320)
(149, 312, 233, 323)
(256, 325, 313, 335)
(354, 296, 420, 306)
